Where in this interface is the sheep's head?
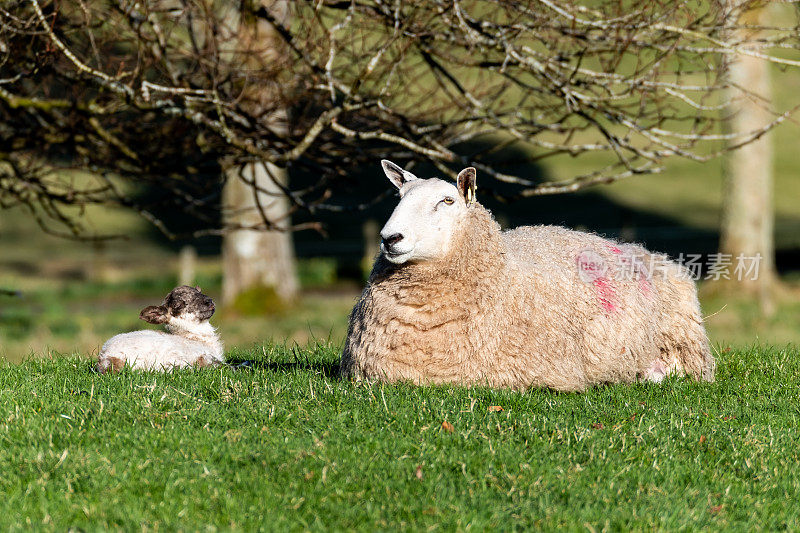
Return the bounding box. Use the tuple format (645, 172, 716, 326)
(140, 286, 215, 325)
(379, 160, 477, 265)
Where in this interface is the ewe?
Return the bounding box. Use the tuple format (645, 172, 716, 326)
(340, 161, 715, 391)
(96, 286, 223, 372)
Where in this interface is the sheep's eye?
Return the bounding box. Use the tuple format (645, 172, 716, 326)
(442, 197, 455, 205)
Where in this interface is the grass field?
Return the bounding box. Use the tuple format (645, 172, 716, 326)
(3, 9, 800, 530)
(1, 344, 798, 530)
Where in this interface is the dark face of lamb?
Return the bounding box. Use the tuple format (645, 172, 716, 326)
(140, 286, 215, 324)
(166, 285, 215, 320)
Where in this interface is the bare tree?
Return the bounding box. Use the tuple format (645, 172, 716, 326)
(222, 159, 299, 304)
(2, 1, 799, 249)
(220, 0, 298, 305)
(720, 0, 777, 313)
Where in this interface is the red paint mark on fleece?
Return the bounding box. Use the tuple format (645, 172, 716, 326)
(592, 277, 617, 313)
(639, 276, 652, 298)
(608, 245, 622, 254)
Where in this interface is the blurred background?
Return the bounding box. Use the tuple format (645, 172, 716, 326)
(2, 1, 799, 362)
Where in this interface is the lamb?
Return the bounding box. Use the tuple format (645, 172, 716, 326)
(96, 286, 224, 373)
(339, 160, 715, 391)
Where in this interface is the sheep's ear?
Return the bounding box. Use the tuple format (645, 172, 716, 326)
(457, 167, 477, 206)
(140, 305, 169, 324)
(381, 160, 419, 190)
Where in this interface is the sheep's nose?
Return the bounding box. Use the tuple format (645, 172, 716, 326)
(381, 233, 404, 247)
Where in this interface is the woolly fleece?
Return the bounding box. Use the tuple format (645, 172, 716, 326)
(341, 204, 714, 391)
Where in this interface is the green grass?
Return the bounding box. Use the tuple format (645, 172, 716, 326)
(1, 344, 799, 530)
(701, 278, 800, 346)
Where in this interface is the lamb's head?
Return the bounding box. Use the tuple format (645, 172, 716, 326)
(379, 160, 477, 265)
(139, 286, 215, 326)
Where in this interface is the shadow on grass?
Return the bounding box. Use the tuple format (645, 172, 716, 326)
(86, 356, 341, 377)
(226, 358, 340, 378)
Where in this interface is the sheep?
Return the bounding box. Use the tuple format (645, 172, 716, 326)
(339, 160, 715, 391)
(96, 286, 224, 373)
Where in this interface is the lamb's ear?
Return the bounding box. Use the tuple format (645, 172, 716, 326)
(457, 167, 477, 206)
(381, 160, 419, 190)
(140, 305, 169, 324)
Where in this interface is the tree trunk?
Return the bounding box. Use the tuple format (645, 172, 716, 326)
(719, 2, 776, 314)
(220, 0, 298, 306)
(222, 161, 298, 305)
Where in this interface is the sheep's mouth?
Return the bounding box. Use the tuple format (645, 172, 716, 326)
(383, 249, 413, 264)
(381, 241, 413, 263)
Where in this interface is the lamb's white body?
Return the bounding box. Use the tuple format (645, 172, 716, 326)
(98, 321, 223, 372)
(96, 286, 224, 373)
